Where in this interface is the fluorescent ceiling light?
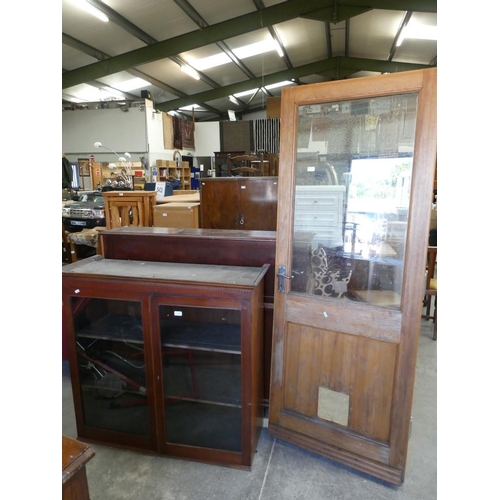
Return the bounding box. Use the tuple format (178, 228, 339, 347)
(113, 77, 151, 92)
(397, 25, 437, 46)
(234, 40, 277, 59)
(71, 0, 109, 22)
(265, 80, 294, 90)
(187, 53, 231, 71)
(187, 38, 279, 71)
(229, 95, 239, 105)
(179, 104, 201, 110)
(233, 81, 294, 99)
(274, 39, 284, 57)
(234, 88, 260, 98)
(66, 84, 118, 102)
(180, 64, 200, 80)
(405, 25, 437, 40)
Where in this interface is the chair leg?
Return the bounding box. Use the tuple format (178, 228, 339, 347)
(432, 296, 437, 340)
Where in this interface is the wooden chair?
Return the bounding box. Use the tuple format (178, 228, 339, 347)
(230, 166, 262, 177)
(422, 246, 437, 340)
(227, 153, 269, 176)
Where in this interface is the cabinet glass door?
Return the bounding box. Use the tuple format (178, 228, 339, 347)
(71, 296, 150, 437)
(158, 304, 242, 452)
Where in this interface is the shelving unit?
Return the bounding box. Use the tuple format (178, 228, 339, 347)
(62, 257, 268, 469)
(156, 159, 191, 189)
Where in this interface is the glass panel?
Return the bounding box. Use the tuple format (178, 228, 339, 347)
(159, 305, 242, 452)
(71, 297, 150, 436)
(292, 94, 418, 308)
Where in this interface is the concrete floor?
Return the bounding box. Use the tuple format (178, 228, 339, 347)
(62, 320, 436, 500)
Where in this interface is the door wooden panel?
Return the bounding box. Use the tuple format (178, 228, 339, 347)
(282, 323, 397, 442)
(269, 68, 437, 485)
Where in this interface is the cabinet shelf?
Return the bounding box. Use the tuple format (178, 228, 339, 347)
(160, 320, 240, 353)
(77, 313, 144, 343)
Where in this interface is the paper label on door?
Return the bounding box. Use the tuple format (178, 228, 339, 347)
(317, 386, 349, 426)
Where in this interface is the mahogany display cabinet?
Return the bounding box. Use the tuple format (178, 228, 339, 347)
(62, 256, 268, 470)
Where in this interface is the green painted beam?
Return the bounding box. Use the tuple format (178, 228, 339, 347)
(155, 56, 432, 111)
(62, 0, 436, 89)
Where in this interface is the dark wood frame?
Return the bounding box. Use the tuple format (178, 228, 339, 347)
(62, 256, 268, 470)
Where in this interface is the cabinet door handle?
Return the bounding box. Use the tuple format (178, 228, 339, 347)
(239, 214, 245, 225)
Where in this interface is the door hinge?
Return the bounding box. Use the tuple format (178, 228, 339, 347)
(277, 265, 293, 292)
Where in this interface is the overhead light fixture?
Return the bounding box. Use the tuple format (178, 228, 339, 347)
(188, 39, 281, 71)
(114, 77, 151, 92)
(234, 40, 277, 59)
(234, 88, 260, 98)
(180, 64, 200, 80)
(186, 53, 231, 71)
(274, 39, 284, 57)
(71, 0, 109, 22)
(229, 95, 239, 105)
(397, 24, 437, 46)
(179, 104, 201, 111)
(265, 80, 294, 90)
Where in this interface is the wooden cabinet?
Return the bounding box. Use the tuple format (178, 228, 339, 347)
(200, 177, 278, 231)
(62, 257, 268, 469)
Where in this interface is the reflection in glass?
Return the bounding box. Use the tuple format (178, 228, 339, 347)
(291, 94, 418, 308)
(159, 304, 243, 452)
(71, 297, 150, 436)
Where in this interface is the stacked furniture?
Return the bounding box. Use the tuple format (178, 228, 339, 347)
(103, 191, 156, 229)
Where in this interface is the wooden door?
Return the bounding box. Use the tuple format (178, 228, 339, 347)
(269, 69, 436, 485)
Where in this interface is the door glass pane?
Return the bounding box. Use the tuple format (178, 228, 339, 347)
(71, 297, 150, 436)
(158, 305, 242, 452)
(292, 93, 418, 308)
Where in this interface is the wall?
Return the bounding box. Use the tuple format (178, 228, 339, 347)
(193, 121, 220, 157)
(62, 102, 269, 181)
(62, 106, 148, 163)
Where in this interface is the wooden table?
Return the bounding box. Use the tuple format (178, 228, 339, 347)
(62, 435, 95, 500)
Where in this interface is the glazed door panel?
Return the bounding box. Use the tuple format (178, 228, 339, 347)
(269, 69, 437, 485)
